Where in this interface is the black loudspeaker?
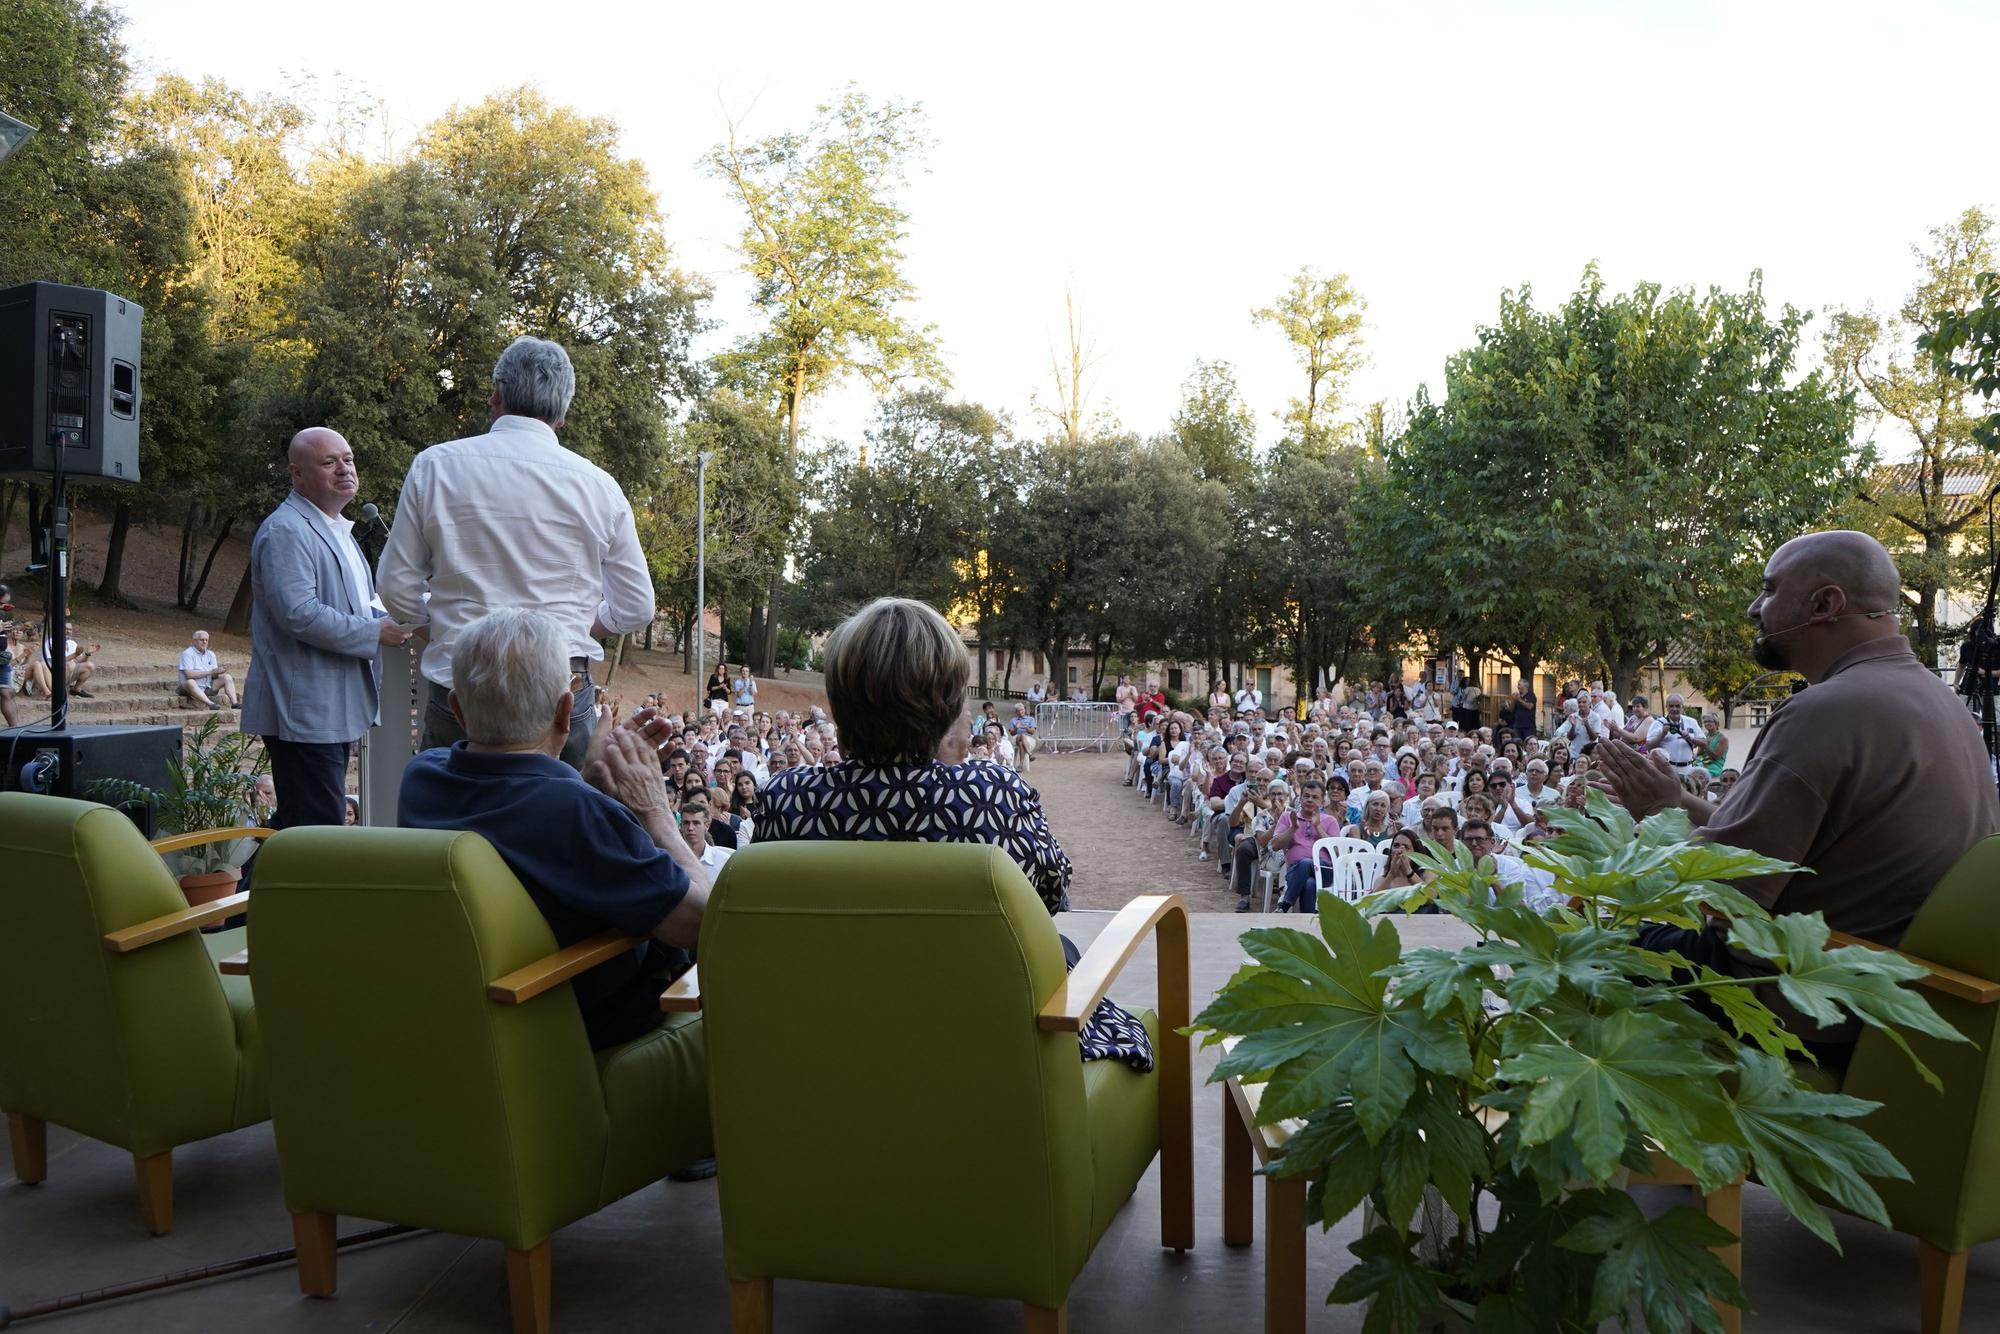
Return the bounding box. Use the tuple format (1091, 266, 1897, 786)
(1, 723, 182, 836)
(0, 281, 143, 484)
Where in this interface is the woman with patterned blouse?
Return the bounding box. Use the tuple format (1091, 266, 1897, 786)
(756, 597, 1153, 1070)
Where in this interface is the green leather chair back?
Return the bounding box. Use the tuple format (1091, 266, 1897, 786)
(1842, 833, 2000, 1253)
(0, 793, 243, 1156)
(250, 827, 609, 1249)
(699, 842, 1097, 1307)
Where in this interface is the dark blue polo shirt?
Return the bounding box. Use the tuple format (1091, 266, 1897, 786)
(398, 745, 690, 1048)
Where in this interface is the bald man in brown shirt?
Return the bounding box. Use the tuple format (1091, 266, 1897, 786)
(1595, 531, 2000, 1053)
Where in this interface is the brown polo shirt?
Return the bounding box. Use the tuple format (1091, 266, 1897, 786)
(1705, 635, 1999, 1040)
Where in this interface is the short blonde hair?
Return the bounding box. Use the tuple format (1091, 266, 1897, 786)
(821, 598, 969, 765)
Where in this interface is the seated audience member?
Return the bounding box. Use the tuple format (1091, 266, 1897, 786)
(1344, 789, 1397, 847)
(1008, 702, 1039, 771)
(681, 792, 734, 870)
(399, 608, 709, 1049)
(342, 794, 360, 826)
(1368, 826, 1433, 902)
(1593, 530, 2000, 1059)
(1226, 768, 1281, 909)
(1268, 776, 1344, 914)
(1401, 773, 1441, 828)
(755, 596, 1152, 1068)
(178, 629, 240, 709)
(1459, 819, 1560, 910)
(48, 619, 99, 697)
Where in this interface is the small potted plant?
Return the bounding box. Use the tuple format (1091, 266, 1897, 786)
(91, 715, 270, 905)
(1190, 789, 1962, 1333)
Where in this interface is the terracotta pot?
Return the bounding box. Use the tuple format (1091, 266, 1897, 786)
(178, 868, 242, 905)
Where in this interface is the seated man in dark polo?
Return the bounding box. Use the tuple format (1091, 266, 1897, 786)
(399, 606, 710, 1049)
(1594, 530, 2000, 1058)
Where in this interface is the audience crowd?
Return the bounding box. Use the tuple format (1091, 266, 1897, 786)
(1113, 676, 1739, 913)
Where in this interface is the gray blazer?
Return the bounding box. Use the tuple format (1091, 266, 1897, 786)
(239, 492, 383, 744)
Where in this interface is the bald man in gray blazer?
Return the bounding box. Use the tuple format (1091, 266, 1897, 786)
(240, 429, 412, 828)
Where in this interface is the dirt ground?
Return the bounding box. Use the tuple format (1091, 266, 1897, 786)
(1027, 750, 1247, 913)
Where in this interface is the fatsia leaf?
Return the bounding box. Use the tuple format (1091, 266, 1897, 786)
(1558, 1194, 1747, 1334)
(1497, 1008, 1730, 1182)
(1478, 926, 1664, 1010)
(1279, 1101, 1379, 1230)
(1696, 966, 1811, 1060)
(1329, 1227, 1443, 1334)
(1389, 946, 1498, 1023)
(1729, 913, 1965, 1087)
(1725, 1049, 1904, 1245)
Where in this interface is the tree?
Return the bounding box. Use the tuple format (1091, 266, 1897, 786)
(707, 86, 943, 674)
(1828, 209, 1999, 665)
(1250, 448, 1371, 704)
(1169, 359, 1256, 487)
(1252, 267, 1367, 456)
(1923, 268, 2000, 450)
(795, 391, 1013, 623)
(0, 0, 207, 597)
(1362, 269, 1859, 700)
(1036, 284, 1103, 450)
(124, 75, 319, 609)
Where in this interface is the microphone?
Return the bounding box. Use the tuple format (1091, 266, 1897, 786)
(360, 502, 379, 524)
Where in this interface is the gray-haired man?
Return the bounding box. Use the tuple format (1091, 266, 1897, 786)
(379, 336, 657, 769)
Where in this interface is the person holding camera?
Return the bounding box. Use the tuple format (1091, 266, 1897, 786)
(1644, 693, 1708, 776)
(1227, 768, 1282, 911)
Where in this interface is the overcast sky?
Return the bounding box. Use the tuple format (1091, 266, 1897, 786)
(116, 0, 1997, 457)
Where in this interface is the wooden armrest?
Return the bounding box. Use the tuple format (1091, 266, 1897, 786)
(150, 826, 273, 857)
(1039, 895, 1189, 1032)
(102, 892, 250, 953)
(218, 949, 249, 976)
(661, 964, 701, 1012)
(487, 932, 642, 1004)
(1827, 929, 2000, 1004)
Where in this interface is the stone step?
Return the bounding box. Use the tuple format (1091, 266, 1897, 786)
(12, 703, 241, 732)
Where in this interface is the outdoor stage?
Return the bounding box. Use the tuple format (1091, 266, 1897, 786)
(2, 912, 1989, 1333)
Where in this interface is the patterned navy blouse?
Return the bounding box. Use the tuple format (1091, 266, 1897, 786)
(757, 758, 1154, 1069)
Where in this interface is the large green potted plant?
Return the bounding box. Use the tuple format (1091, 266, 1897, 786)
(1191, 790, 1963, 1333)
(90, 715, 269, 904)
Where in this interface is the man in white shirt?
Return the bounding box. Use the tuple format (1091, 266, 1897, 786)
(1234, 680, 1262, 714)
(379, 336, 656, 769)
(1645, 693, 1708, 773)
(177, 630, 239, 709)
(1461, 819, 1561, 912)
(679, 794, 733, 873)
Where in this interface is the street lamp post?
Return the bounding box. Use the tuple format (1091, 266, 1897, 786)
(695, 451, 714, 709)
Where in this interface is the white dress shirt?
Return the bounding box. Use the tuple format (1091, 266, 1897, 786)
(303, 502, 382, 618)
(695, 841, 734, 872)
(377, 415, 656, 686)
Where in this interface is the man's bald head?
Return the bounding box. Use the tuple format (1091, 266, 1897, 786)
(287, 427, 358, 516)
(1768, 530, 1903, 613)
(1751, 530, 1903, 679)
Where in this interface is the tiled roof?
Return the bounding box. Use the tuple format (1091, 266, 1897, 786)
(1870, 461, 2000, 525)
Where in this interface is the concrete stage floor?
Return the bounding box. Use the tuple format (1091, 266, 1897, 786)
(2, 912, 1993, 1332)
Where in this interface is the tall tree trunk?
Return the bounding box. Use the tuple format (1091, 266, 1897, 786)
(0, 479, 19, 557)
(679, 608, 696, 674)
(223, 564, 254, 635)
(176, 502, 201, 606)
(747, 585, 768, 676)
(96, 500, 133, 602)
(188, 515, 235, 611)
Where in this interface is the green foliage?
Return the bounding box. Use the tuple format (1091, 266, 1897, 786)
(1252, 267, 1367, 456)
(1358, 266, 1859, 697)
(87, 715, 268, 873)
(1831, 209, 2000, 663)
(706, 86, 943, 673)
(1190, 787, 1956, 1328)
(1169, 359, 1257, 487)
(1922, 267, 2000, 451)
(295, 87, 708, 509)
(794, 390, 1019, 625)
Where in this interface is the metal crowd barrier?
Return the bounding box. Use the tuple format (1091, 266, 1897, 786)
(1035, 700, 1119, 754)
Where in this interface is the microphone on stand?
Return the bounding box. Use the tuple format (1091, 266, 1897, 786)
(355, 502, 388, 568)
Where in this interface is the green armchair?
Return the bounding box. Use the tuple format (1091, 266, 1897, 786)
(1822, 834, 2000, 1334)
(0, 792, 269, 1234)
(247, 826, 710, 1334)
(680, 842, 1192, 1333)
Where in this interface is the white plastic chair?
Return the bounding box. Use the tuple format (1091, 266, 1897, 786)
(1309, 837, 1378, 907)
(1335, 850, 1387, 903)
